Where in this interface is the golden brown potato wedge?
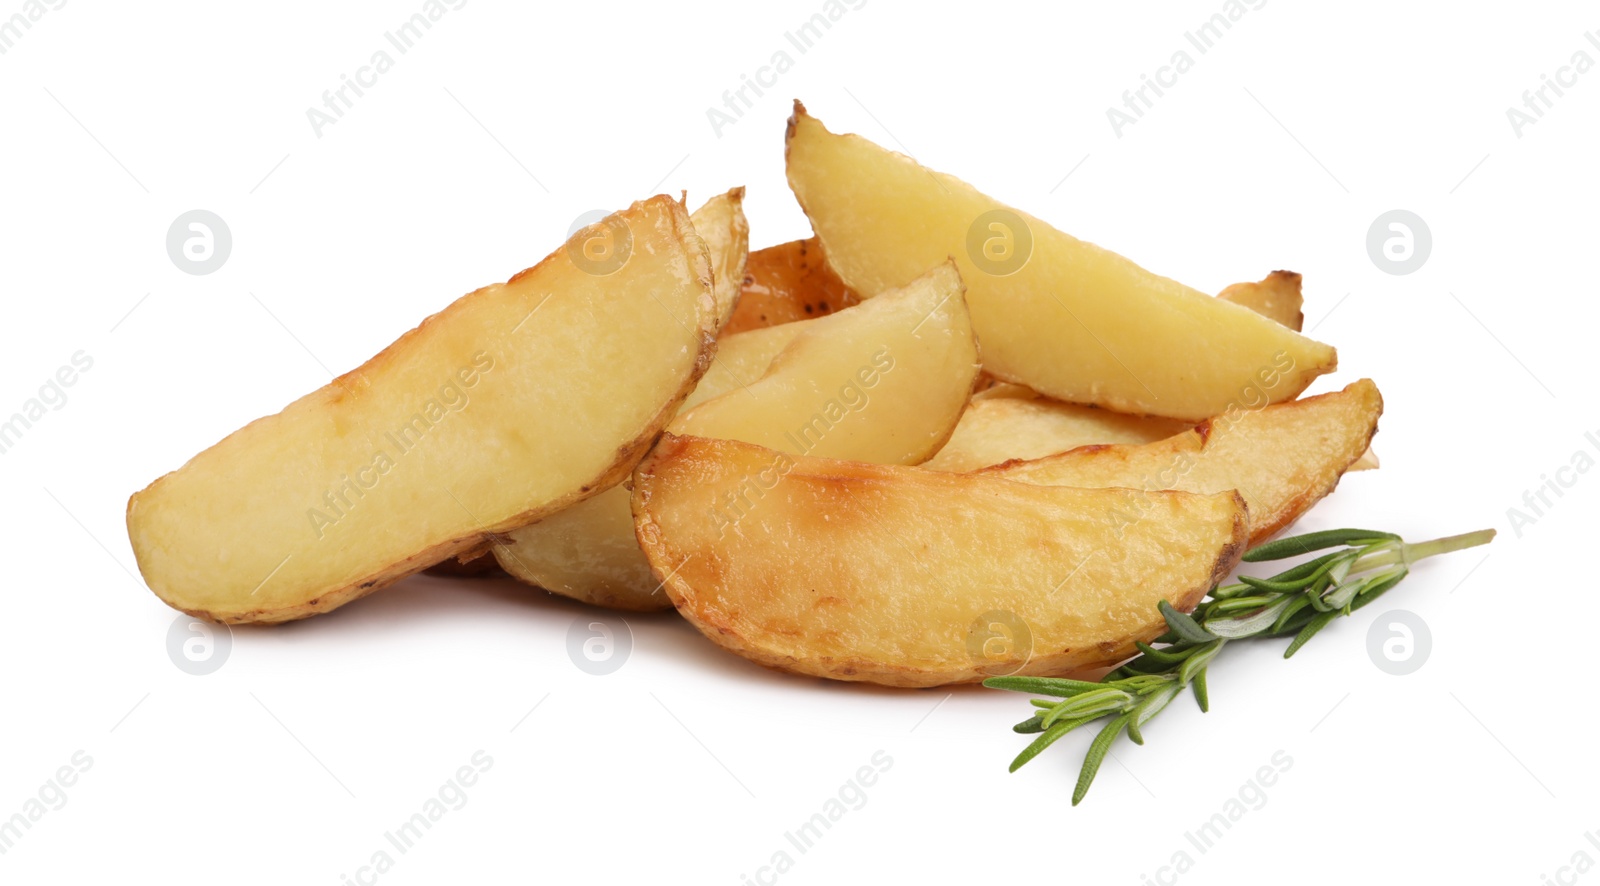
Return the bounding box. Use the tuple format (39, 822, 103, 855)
(690, 188, 750, 332)
(1218, 270, 1304, 331)
(785, 103, 1337, 420)
(923, 396, 1188, 473)
(723, 236, 859, 334)
(633, 434, 1248, 688)
(495, 262, 979, 611)
(925, 273, 1372, 473)
(938, 375, 1375, 474)
(984, 379, 1383, 546)
(128, 195, 716, 624)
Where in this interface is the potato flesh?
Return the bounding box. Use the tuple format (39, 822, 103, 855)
(495, 485, 658, 609)
(685, 323, 807, 412)
(723, 236, 858, 334)
(671, 261, 978, 463)
(127, 196, 716, 623)
(986, 379, 1383, 545)
(923, 396, 1189, 473)
(689, 189, 750, 332)
(495, 263, 979, 610)
(633, 434, 1247, 688)
(785, 107, 1338, 420)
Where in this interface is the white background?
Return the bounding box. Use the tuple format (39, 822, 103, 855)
(2, 1, 1595, 883)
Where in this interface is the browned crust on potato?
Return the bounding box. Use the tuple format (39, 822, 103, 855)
(132, 196, 718, 625)
(632, 435, 1250, 688)
(723, 236, 860, 334)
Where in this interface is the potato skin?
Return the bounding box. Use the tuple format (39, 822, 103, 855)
(634, 434, 1247, 688)
(723, 236, 859, 334)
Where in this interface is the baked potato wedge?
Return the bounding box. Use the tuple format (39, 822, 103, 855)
(633, 434, 1248, 688)
(723, 236, 858, 334)
(690, 188, 750, 331)
(1217, 270, 1304, 331)
(127, 195, 717, 624)
(495, 262, 979, 610)
(785, 103, 1337, 420)
(923, 272, 1324, 473)
(930, 370, 1375, 477)
(984, 379, 1383, 546)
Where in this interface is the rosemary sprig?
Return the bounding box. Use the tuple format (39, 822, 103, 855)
(985, 526, 1495, 805)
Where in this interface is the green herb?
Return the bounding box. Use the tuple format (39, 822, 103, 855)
(984, 526, 1495, 805)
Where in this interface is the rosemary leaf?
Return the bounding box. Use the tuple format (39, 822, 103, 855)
(1013, 713, 1046, 733)
(1072, 715, 1131, 805)
(1284, 610, 1339, 658)
(1159, 600, 1217, 643)
(1242, 528, 1399, 562)
(1207, 597, 1294, 638)
(983, 676, 1105, 698)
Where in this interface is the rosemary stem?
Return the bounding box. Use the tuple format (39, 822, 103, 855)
(1401, 528, 1497, 564)
(1347, 529, 1496, 573)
